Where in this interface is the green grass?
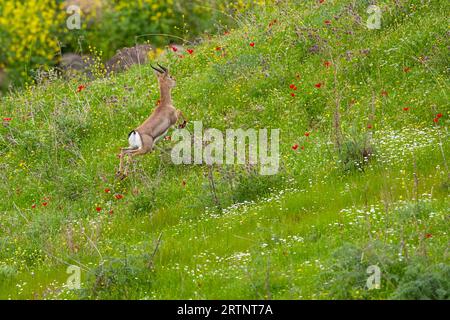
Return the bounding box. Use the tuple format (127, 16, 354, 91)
(0, 0, 449, 299)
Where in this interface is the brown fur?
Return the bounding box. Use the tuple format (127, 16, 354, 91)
(116, 66, 186, 178)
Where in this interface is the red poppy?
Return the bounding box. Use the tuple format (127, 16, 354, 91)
(249, 42, 255, 47)
(96, 207, 102, 212)
(104, 188, 111, 193)
(178, 54, 185, 59)
(215, 47, 222, 51)
(289, 84, 295, 89)
(164, 135, 171, 141)
(305, 132, 310, 137)
(403, 107, 409, 111)
(3, 117, 12, 121)
(170, 45, 178, 52)
(315, 83, 322, 88)
(437, 113, 443, 118)
(42, 202, 48, 207)
(324, 61, 331, 67)
(292, 144, 299, 150)
(319, 0, 325, 3)
(367, 124, 373, 129)
(115, 194, 123, 200)
(290, 93, 295, 97)
(224, 31, 230, 35)
(76, 85, 85, 93)
(381, 90, 388, 97)
(403, 67, 411, 73)
(187, 49, 194, 54)
(31, 204, 36, 209)
(182, 180, 187, 186)
(269, 19, 278, 27)
(301, 146, 305, 150)
(324, 20, 331, 25)
(425, 233, 432, 239)
(433, 117, 439, 123)
(109, 210, 114, 215)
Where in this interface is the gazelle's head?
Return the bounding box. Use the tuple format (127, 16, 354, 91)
(151, 63, 176, 89)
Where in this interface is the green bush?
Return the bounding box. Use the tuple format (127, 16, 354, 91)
(392, 264, 450, 300)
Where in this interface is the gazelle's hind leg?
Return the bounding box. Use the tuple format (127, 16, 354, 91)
(116, 146, 138, 178)
(118, 134, 154, 179)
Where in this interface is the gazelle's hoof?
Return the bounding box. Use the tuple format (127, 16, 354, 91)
(115, 171, 127, 180)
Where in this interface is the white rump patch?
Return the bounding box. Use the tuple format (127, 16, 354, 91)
(128, 131, 143, 149)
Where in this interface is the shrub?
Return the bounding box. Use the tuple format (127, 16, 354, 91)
(80, 255, 153, 299)
(392, 263, 450, 300)
(0, 0, 64, 86)
(338, 129, 374, 172)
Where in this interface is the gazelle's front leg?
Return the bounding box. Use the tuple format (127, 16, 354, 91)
(176, 110, 187, 128)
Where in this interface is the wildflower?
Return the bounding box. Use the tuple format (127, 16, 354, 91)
(249, 42, 255, 47)
(3, 117, 12, 121)
(381, 90, 388, 97)
(319, 0, 325, 3)
(290, 93, 296, 97)
(433, 117, 439, 123)
(305, 132, 310, 137)
(76, 85, 85, 92)
(301, 146, 305, 150)
(182, 180, 187, 186)
(215, 47, 222, 51)
(324, 61, 331, 67)
(403, 107, 409, 111)
(324, 20, 331, 25)
(314, 83, 322, 88)
(292, 144, 299, 150)
(96, 207, 102, 212)
(31, 204, 36, 209)
(224, 31, 230, 35)
(42, 202, 48, 207)
(164, 136, 171, 141)
(187, 49, 194, 55)
(425, 233, 432, 239)
(403, 67, 411, 73)
(109, 210, 114, 215)
(289, 84, 296, 89)
(178, 54, 185, 59)
(269, 19, 278, 27)
(115, 194, 123, 200)
(104, 188, 111, 193)
(436, 113, 443, 118)
(170, 45, 178, 52)
(367, 124, 373, 129)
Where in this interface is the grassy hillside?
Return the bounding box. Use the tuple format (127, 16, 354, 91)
(0, 0, 449, 299)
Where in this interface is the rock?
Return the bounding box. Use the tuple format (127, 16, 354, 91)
(60, 53, 96, 79)
(105, 44, 154, 75)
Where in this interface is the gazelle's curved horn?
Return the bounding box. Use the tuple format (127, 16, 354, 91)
(157, 63, 168, 73)
(151, 65, 164, 73)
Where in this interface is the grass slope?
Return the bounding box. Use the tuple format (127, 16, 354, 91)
(0, 0, 449, 299)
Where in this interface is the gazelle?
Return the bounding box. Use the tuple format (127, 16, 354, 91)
(116, 63, 186, 179)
